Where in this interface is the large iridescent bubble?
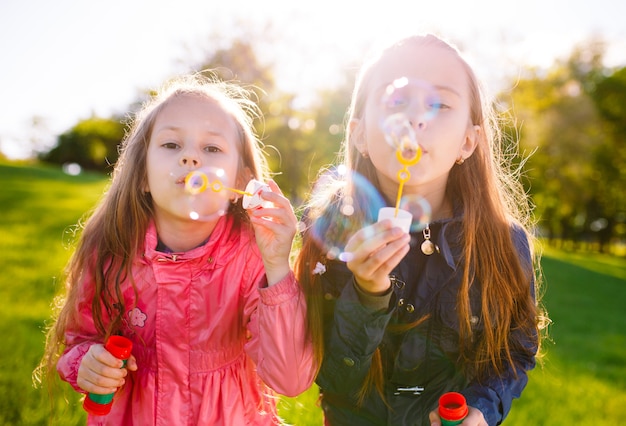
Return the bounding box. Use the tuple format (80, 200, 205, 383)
(305, 169, 386, 262)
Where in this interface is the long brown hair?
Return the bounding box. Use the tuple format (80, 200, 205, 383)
(295, 34, 547, 402)
(34, 73, 270, 388)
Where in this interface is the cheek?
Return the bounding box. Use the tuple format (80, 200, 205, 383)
(144, 161, 161, 193)
(364, 119, 391, 154)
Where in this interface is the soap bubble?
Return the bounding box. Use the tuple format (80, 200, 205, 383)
(176, 166, 234, 222)
(184, 170, 210, 195)
(306, 170, 386, 262)
(398, 194, 431, 232)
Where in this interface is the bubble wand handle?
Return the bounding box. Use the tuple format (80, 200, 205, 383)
(83, 336, 133, 416)
(394, 148, 422, 216)
(209, 180, 253, 196)
(184, 171, 253, 196)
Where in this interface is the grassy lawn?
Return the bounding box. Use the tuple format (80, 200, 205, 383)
(1, 162, 625, 425)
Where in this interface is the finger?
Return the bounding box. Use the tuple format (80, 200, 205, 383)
(250, 207, 297, 228)
(350, 234, 410, 279)
(78, 364, 125, 394)
(90, 344, 126, 369)
(77, 370, 126, 393)
(78, 375, 123, 395)
(126, 355, 138, 371)
(259, 190, 293, 211)
(428, 409, 441, 426)
(463, 407, 488, 425)
(346, 225, 406, 264)
(347, 219, 398, 249)
(250, 215, 284, 233)
(265, 179, 284, 196)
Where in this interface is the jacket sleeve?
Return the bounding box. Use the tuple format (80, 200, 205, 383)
(244, 270, 316, 397)
(316, 278, 395, 395)
(56, 276, 101, 393)
(462, 346, 536, 426)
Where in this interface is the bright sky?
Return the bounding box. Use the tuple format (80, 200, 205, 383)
(1, 0, 625, 159)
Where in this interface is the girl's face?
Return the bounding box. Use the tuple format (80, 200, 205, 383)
(145, 93, 242, 225)
(356, 42, 479, 200)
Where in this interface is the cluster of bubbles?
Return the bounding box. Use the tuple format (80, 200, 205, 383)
(179, 167, 269, 222)
(379, 77, 441, 156)
(307, 78, 439, 260)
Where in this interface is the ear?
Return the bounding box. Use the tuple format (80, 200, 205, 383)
(459, 124, 480, 160)
(349, 119, 368, 157)
(142, 177, 150, 194)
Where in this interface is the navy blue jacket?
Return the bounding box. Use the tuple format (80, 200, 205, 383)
(315, 217, 536, 426)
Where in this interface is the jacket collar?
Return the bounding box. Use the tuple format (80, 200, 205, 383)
(430, 214, 463, 271)
(142, 215, 248, 268)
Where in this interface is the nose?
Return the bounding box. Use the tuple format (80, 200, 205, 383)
(179, 152, 201, 168)
(407, 105, 429, 131)
(409, 118, 427, 130)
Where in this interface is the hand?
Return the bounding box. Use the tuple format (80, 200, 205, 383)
(428, 406, 488, 426)
(344, 219, 411, 295)
(77, 343, 137, 395)
(248, 180, 297, 285)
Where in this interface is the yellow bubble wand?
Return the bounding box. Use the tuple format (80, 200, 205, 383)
(394, 137, 422, 217)
(184, 170, 253, 197)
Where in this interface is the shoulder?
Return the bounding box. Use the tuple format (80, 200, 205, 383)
(509, 222, 532, 260)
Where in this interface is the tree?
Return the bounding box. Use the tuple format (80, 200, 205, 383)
(39, 116, 125, 172)
(193, 34, 348, 201)
(503, 39, 625, 252)
(589, 66, 626, 249)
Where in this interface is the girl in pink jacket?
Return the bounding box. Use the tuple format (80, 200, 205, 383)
(36, 74, 316, 425)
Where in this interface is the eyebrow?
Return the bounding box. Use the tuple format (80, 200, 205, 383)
(374, 81, 462, 99)
(153, 125, 226, 138)
(433, 85, 462, 97)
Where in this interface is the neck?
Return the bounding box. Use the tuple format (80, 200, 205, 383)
(153, 213, 219, 252)
(379, 174, 453, 222)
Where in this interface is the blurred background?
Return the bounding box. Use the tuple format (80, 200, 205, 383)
(2, 0, 626, 240)
(1, 0, 625, 424)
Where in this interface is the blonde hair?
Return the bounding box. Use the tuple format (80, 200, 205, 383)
(35, 73, 269, 388)
(295, 34, 546, 403)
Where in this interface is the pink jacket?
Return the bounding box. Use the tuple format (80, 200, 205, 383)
(57, 216, 316, 425)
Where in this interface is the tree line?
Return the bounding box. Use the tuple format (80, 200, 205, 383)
(39, 37, 626, 254)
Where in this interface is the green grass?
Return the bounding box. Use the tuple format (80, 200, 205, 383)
(504, 245, 626, 424)
(1, 162, 625, 425)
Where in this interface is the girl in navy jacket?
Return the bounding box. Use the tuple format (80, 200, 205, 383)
(295, 34, 547, 426)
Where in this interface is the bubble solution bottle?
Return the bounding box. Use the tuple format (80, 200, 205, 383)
(82, 335, 133, 416)
(438, 392, 469, 426)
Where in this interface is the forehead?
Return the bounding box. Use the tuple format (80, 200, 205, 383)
(367, 42, 470, 99)
(154, 93, 239, 134)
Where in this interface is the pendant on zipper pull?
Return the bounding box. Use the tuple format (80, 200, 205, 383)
(421, 225, 438, 255)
